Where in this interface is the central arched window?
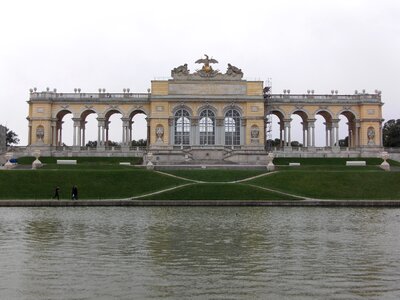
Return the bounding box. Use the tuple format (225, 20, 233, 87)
(174, 109, 190, 145)
(225, 109, 241, 145)
(199, 109, 215, 145)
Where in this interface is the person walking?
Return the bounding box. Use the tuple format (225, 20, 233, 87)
(71, 185, 78, 200)
(52, 186, 60, 200)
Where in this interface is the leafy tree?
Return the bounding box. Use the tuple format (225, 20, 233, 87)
(6, 127, 20, 146)
(290, 141, 303, 147)
(105, 140, 119, 147)
(383, 119, 400, 147)
(131, 139, 147, 147)
(86, 140, 97, 148)
(339, 136, 349, 147)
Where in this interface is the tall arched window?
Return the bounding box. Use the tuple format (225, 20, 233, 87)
(225, 109, 241, 145)
(174, 109, 190, 145)
(199, 109, 215, 145)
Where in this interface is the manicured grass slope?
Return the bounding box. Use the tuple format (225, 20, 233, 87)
(0, 169, 184, 199)
(250, 171, 400, 200)
(162, 169, 266, 182)
(141, 183, 298, 200)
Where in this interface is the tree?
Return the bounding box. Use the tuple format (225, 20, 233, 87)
(5, 127, 20, 146)
(339, 136, 349, 147)
(86, 140, 97, 148)
(383, 119, 400, 147)
(131, 139, 147, 147)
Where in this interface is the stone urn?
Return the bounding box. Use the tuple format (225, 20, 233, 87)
(266, 152, 275, 171)
(380, 151, 390, 171)
(146, 152, 154, 170)
(32, 150, 43, 169)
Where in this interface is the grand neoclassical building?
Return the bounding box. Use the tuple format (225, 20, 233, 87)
(27, 55, 383, 163)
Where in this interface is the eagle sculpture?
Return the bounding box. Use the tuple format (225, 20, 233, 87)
(195, 54, 218, 73)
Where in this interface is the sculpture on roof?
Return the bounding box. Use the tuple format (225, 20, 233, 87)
(171, 63, 189, 77)
(226, 63, 243, 78)
(170, 55, 244, 80)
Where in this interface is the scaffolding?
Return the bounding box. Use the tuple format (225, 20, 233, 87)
(263, 78, 273, 151)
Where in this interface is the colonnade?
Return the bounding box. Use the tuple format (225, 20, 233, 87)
(52, 115, 146, 148)
(274, 117, 361, 149)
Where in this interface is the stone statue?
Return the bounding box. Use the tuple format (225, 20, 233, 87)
(36, 126, 44, 142)
(251, 126, 260, 138)
(226, 63, 243, 77)
(251, 125, 260, 144)
(171, 63, 189, 76)
(367, 127, 375, 145)
(156, 125, 164, 142)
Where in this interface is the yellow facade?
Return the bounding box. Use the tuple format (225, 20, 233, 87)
(26, 59, 384, 161)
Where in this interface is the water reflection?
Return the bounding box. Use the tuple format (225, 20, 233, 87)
(0, 207, 399, 299)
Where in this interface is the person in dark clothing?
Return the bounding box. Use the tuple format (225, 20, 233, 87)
(71, 185, 78, 200)
(52, 186, 60, 200)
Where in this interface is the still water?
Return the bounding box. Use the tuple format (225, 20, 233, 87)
(0, 207, 400, 300)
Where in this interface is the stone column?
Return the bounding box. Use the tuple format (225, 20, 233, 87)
(302, 122, 307, 147)
(307, 119, 316, 150)
(168, 118, 174, 146)
(216, 118, 224, 145)
(81, 121, 86, 148)
(355, 122, 360, 148)
(241, 118, 246, 146)
(146, 117, 150, 148)
(97, 117, 106, 150)
(332, 119, 340, 151)
(72, 118, 81, 149)
(51, 121, 57, 147)
(121, 118, 130, 150)
(283, 119, 292, 151)
(191, 117, 198, 146)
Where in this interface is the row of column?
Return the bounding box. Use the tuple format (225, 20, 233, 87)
(277, 119, 361, 148)
(52, 117, 140, 148)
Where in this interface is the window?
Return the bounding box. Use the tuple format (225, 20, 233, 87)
(174, 109, 190, 145)
(225, 109, 240, 145)
(199, 109, 215, 145)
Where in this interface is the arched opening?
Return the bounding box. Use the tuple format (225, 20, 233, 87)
(266, 111, 285, 149)
(290, 111, 309, 148)
(224, 109, 241, 146)
(105, 110, 123, 148)
(314, 111, 333, 148)
(55, 110, 73, 147)
(174, 108, 190, 146)
(199, 109, 215, 145)
(339, 111, 357, 148)
(80, 110, 98, 149)
(129, 110, 148, 148)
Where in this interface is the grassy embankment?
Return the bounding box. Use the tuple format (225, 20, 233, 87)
(0, 157, 399, 200)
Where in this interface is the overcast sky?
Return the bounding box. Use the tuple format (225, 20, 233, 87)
(1, 0, 399, 145)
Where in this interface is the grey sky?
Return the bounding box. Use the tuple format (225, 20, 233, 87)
(1, 0, 399, 145)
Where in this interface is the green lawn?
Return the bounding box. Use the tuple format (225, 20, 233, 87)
(273, 157, 400, 166)
(0, 169, 185, 200)
(161, 169, 267, 182)
(1, 156, 400, 201)
(249, 171, 400, 200)
(17, 156, 143, 165)
(140, 183, 298, 200)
